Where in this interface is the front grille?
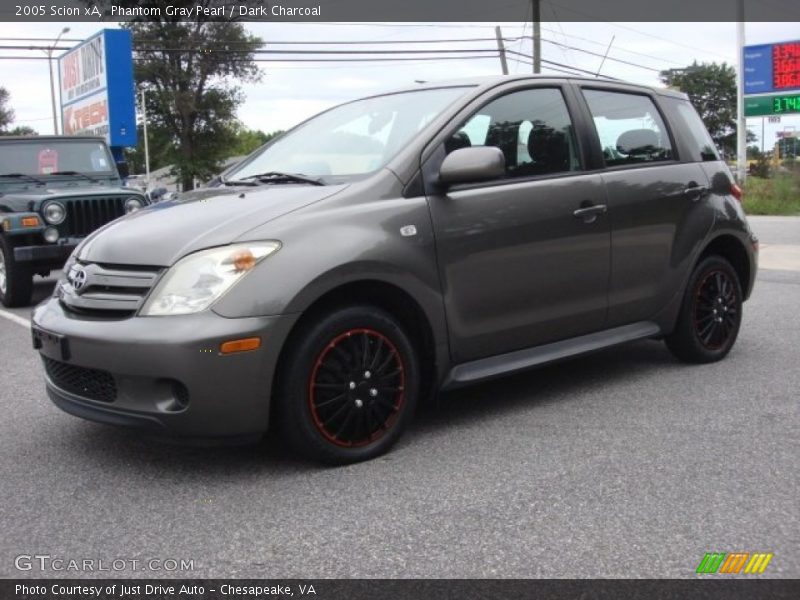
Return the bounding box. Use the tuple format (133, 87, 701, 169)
(65, 197, 126, 236)
(59, 262, 161, 316)
(43, 357, 117, 403)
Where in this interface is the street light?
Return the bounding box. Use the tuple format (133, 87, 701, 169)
(47, 27, 70, 135)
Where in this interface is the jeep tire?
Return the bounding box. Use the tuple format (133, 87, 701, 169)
(0, 235, 34, 308)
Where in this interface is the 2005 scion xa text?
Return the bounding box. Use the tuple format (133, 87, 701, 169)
(32, 76, 757, 464)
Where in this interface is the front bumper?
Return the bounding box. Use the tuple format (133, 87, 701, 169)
(15, 242, 78, 264)
(31, 297, 298, 438)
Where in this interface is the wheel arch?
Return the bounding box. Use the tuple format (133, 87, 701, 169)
(697, 233, 754, 300)
(270, 278, 444, 426)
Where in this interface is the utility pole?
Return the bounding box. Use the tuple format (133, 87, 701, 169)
(532, 0, 541, 74)
(495, 26, 509, 75)
(735, 0, 746, 183)
(140, 90, 150, 189)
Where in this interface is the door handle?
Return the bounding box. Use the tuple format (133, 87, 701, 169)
(573, 204, 607, 223)
(684, 185, 709, 201)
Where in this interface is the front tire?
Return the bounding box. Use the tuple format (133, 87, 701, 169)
(276, 305, 420, 465)
(0, 235, 33, 308)
(665, 255, 743, 363)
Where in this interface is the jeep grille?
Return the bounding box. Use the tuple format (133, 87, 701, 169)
(65, 197, 127, 236)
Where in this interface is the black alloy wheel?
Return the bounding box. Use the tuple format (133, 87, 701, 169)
(692, 269, 739, 350)
(665, 255, 743, 363)
(277, 305, 419, 464)
(308, 328, 406, 448)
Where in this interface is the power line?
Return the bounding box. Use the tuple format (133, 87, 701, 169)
(134, 37, 506, 46)
(538, 26, 684, 66)
(538, 1, 731, 60)
(0, 35, 669, 78)
(506, 49, 622, 80)
(527, 36, 662, 72)
(0, 37, 84, 42)
(0, 24, 722, 66)
(0, 33, 671, 74)
(0, 54, 500, 63)
(137, 47, 502, 55)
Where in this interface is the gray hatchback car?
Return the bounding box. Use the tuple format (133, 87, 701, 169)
(32, 76, 757, 464)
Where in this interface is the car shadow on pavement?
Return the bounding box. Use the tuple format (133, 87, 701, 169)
(31, 275, 58, 305)
(55, 338, 680, 477)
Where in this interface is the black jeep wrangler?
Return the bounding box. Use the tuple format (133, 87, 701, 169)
(0, 136, 147, 307)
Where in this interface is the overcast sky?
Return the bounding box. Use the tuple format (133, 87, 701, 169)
(1, 21, 798, 149)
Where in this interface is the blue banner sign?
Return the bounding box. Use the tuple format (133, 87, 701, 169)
(58, 29, 137, 147)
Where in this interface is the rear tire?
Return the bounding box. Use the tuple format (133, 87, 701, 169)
(665, 256, 743, 364)
(276, 305, 420, 465)
(0, 235, 33, 308)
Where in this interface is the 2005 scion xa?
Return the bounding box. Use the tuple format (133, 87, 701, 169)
(32, 76, 757, 464)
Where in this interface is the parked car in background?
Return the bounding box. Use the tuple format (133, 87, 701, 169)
(32, 77, 757, 464)
(0, 136, 148, 307)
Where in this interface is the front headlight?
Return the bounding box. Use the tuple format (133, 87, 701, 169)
(42, 201, 66, 224)
(139, 242, 281, 316)
(56, 252, 78, 297)
(124, 196, 144, 213)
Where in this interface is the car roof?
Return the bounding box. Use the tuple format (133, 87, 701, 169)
(385, 74, 688, 100)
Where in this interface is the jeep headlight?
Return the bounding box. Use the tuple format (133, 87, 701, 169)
(124, 196, 144, 213)
(139, 242, 280, 316)
(42, 201, 66, 225)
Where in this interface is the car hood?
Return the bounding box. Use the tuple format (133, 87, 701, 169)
(76, 184, 348, 267)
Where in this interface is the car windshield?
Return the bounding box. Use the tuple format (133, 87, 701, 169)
(226, 86, 471, 184)
(0, 139, 116, 177)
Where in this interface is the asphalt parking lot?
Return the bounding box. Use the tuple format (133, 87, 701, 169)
(0, 216, 798, 579)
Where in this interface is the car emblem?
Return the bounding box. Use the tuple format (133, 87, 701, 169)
(68, 265, 88, 292)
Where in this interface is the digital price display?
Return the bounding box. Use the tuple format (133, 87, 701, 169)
(773, 41, 800, 90)
(744, 40, 800, 95)
(773, 94, 800, 113)
(744, 93, 800, 117)
(744, 40, 800, 116)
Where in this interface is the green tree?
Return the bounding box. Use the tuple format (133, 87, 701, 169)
(660, 62, 754, 157)
(107, 4, 263, 190)
(230, 125, 284, 156)
(124, 122, 174, 175)
(0, 87, 15, 132)
(0, 125, 38, 136)
(0, 89, 37, 136)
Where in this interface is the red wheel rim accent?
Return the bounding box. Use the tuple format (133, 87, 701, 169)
(308, 328, 406, 448)
(692, 269, 738, 350)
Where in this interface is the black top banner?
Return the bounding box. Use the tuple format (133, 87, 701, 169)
(1, 0, 800, 22)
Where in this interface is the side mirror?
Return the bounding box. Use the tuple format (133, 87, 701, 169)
(116, 161, 130, 179)
(439, 146, 505, 186)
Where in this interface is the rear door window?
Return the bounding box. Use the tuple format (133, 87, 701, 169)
(663, 97, 720, 162)
(582, 89, 674, 167)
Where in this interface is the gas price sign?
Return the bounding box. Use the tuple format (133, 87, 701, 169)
(744, 40, 800, 117)
(773, 41, 800, 90)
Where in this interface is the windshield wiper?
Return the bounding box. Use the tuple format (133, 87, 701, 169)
(232, 171, 324, 186)
(0, 172, 45, 184)
(50, 170, 100, 183)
